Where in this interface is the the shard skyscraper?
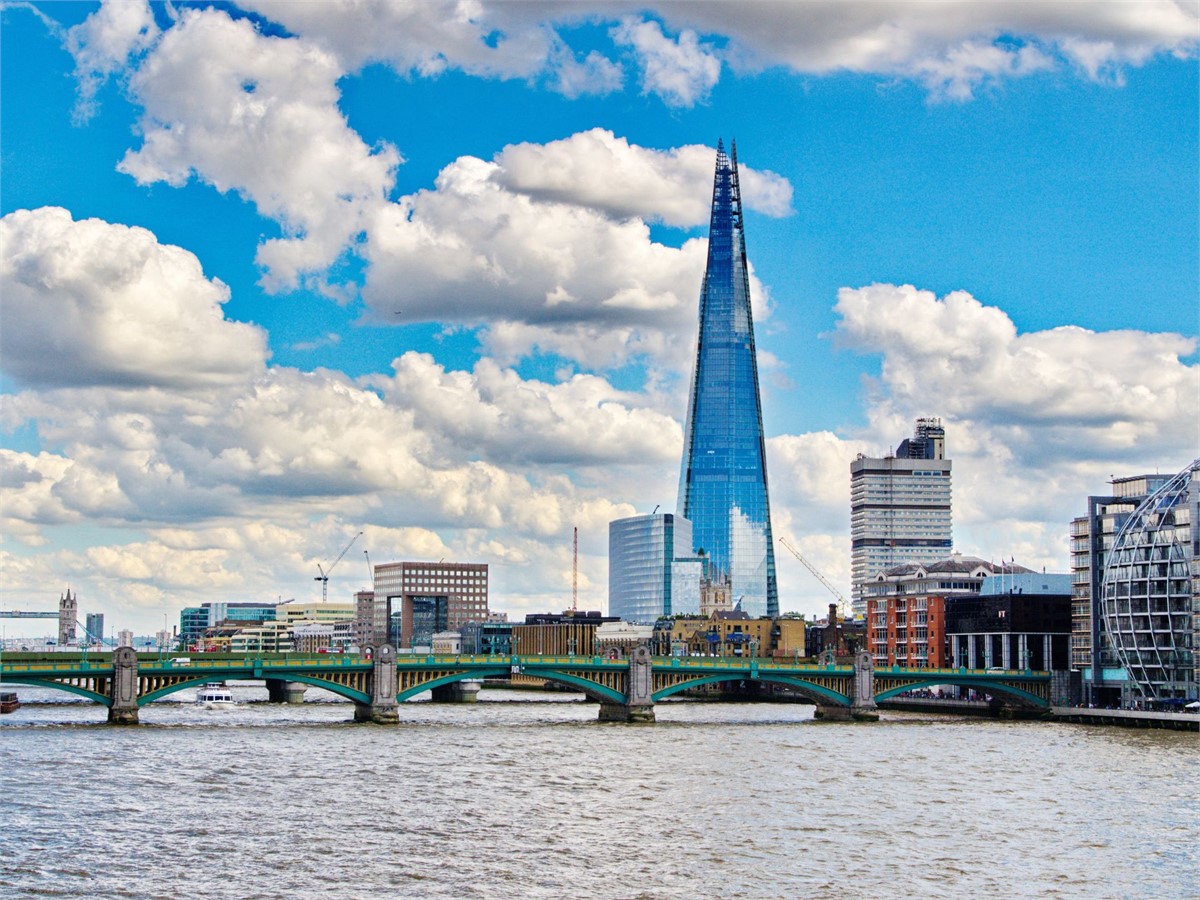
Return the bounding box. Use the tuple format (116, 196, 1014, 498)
(677, 140, 778, 617)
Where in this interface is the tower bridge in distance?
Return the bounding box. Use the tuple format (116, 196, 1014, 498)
(0, 647, 1060, 725)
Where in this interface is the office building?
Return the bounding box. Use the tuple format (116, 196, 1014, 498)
(460, 620, 513, 656)
(609, 513, 704, 623)
(946, 573, 1073, 671)
(850, 417, 953, 617)
(178, 601, 275, 647)
(207, 601, 278, 627)
(511, 610, 618, 656)
(1070, 472, 1173, 706)
(677, 140, 778, 618)
(292, 623, 335, 653)
(229, 623, 292, 653)
(352, 590, 376, 648)
(373, 561, 489, 649)
(274, 600, 355, 627)
(1098, 459, 1198, 702)
(84, 612, 104, 645)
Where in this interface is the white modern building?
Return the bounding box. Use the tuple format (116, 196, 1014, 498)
(851, 417, 953, 617)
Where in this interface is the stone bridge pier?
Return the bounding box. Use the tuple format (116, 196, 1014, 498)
(354, 644, 400, 724)
(107, 646, 140, 725)
(265, 679, 308, 704)
(598, 645, 655, 723)
(431, 681, 481, 703)
(815, 651, 879, 722)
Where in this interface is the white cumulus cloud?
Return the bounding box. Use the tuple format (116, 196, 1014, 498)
(363, 132, 781, 371)
(662, 0, 1199, 100)
(611, 17, 722, 107)
(234, 1, 1198, 104)
(116, 6, 400, 292)
(63, 0, 159, 122)
(492, 129, 792, 226)
(830, 282, 1198, 573)
(0, 207, 268, 390)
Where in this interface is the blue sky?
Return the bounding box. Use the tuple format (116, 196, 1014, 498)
(2, 1, 1197, 636)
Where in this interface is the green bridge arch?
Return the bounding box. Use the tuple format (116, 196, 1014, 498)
(395, 667, 509, 703)
(874, 678, 1048, 708)
(652, 673, 851, 706)
(137, 673, 372, 706)
(395, 667, 625, 705)
(0, 675, 111, 706)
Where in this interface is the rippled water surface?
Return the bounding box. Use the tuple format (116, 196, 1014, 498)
(2, 685, 1197, 899)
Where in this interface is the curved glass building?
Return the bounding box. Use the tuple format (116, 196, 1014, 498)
(1099, 458, 1199, 701)
(609, 514, 696, 624)
(677, 140, 778, 617)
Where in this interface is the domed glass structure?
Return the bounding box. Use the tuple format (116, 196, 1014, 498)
(1099, 458, 1199, 701)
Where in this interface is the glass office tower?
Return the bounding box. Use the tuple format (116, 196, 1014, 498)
(609, 513, 693, 624)
(677, 140, 778, 618)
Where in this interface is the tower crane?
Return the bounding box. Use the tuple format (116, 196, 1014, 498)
(315, 531, 362, 602)
(778, 536, 849, 619)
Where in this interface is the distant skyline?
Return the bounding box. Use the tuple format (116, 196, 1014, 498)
(1, 1, 1197, 635)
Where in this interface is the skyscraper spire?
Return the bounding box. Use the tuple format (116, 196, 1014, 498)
(677, 140, 778, 617)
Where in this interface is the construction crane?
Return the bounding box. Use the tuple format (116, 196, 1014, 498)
(778, 536, 849, 619)
(363, 549, 373, 590)
(315, 531, 362, 602)
(571, 526, 578, 612)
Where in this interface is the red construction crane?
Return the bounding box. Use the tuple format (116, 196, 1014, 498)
(571, 526, 578, 612)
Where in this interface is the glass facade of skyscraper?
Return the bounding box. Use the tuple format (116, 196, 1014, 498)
(609, 514, 693, 624)
(676, 141, 778, 618)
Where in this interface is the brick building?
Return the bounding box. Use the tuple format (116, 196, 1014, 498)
(866, 554, 1025, 667)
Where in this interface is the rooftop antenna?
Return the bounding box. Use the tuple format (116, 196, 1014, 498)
(572, 526, 578, 613)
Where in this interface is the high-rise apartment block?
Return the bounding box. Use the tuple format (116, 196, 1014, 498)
(1069, 473, 1171, 705)
(1078, 461, 1198, 705)
(850, 418, 953, 617)
(677, 140, 778, 618)
(372, 561, 488, 649)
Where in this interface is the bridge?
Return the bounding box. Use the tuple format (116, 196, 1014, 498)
(0, 646, 1055, 724)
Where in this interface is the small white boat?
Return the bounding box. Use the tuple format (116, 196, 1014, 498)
(195, 683, 237, 708)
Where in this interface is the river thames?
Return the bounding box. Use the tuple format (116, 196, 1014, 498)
(2, 686, 1197, 899)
